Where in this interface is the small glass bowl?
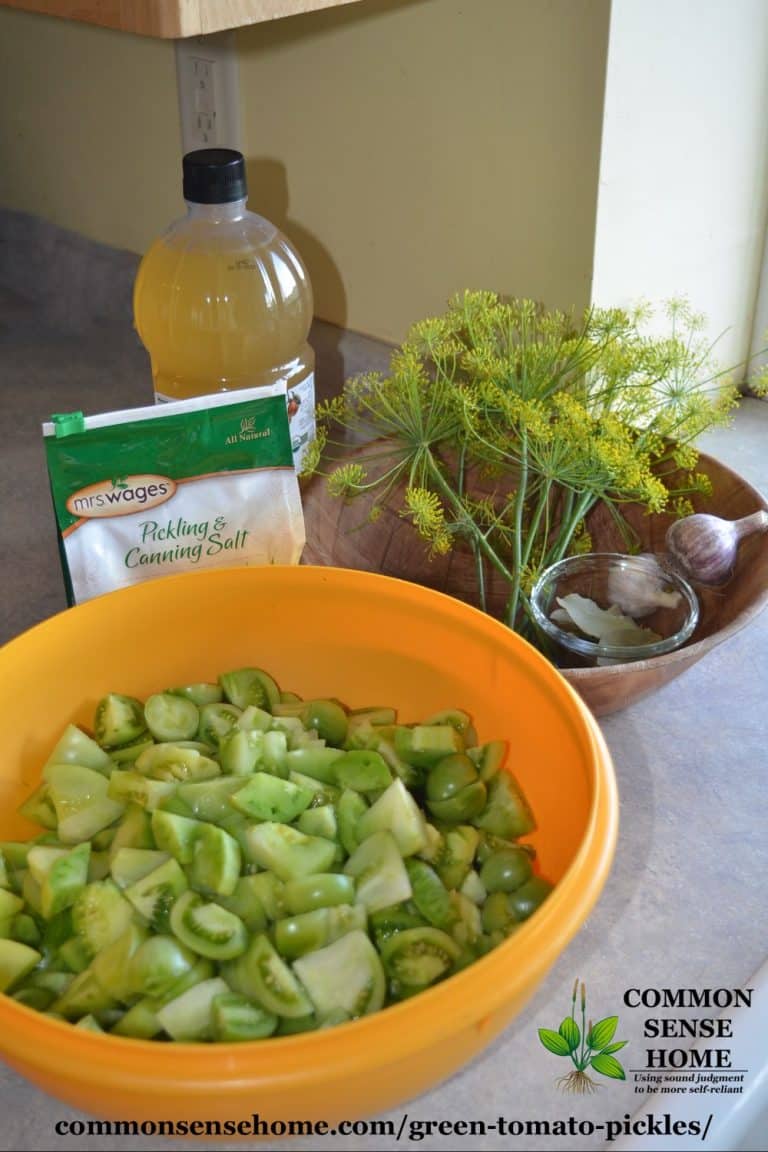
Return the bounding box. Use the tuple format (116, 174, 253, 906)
(529, 553, 700, 666)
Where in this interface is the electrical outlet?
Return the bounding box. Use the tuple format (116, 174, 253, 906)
(175, 32, 241, 154)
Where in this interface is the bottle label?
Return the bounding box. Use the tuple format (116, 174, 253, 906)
(156, 373, 316, 473)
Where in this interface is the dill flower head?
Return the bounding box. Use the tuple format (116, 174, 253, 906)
(309, 290, 744, 639)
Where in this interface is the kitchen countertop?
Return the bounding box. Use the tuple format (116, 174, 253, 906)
(1, 209, 766, 1152)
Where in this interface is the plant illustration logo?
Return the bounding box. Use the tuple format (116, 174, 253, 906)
(539, 979, 627, 1093)
(240, 415, 257, 434)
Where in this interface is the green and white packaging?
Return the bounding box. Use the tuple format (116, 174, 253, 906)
(43, 384, 305, 605)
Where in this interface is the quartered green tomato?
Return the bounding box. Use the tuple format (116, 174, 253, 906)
(301, 699, 349, 747)
(479, 846, 533, 894)
(380, 926, 460, 990)
(426, 754, 487, 822)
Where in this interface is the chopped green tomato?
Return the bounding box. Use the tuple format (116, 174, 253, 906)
(0, 843, 33, 872)
(348, 706, 397, 725)
(217, 876, 268, 933)
(287, 771, 340, 808)
(374, 737, 419, 788)
(433, 825, 480, 890)
(28, 842, 90, 919)
(75, 1013, 105, 1032)
(507, 875, 553, 920)
(0, 889, 24, 936)
(222, 934, 313, 1018)
(344, 832, 412, 913)
(156, 976, 230, 1041)
(237, 705, 273, 733)
(197, 703, 243, 748)
(0, 939, 41, 992)
(295, 804, 337, 841)
(135, 743, 219, 784)
(52, 967, 117, 1019)
(219, 667, 281, 712)
(262, 730, 288, 776)
(380, 926, 460, 989)
(480, 891, 518, 934)
(245, 873, 287, 922)
(94, 693, 147, 749)
(170, 890, 248, 961)
(110, 848, 170, 890)
(10, 668, 551, 1041)
(274, 904, 366, 960)
(218, 729, 264, 775)
(471, 739, 507, 782)
(124, 857, 187, 929)
(150, 810, 202, 865)
(111, 997, 164, 1039)
(57, 935, 92, 973)
(334, 749, 392, 793)
(244, 823, 337, 882)
(426, 754, 487, 822)
(336, 789, 368, 856)
(394, 724, 464, 768)
(22, 872, 43, 917)
(479, 846, 533, 894)
(472, 771, 536, 839)
(108, 738, 156, 766)
(10, 912, 40, 948)
(72, 880, 135, 956)
(176, 777, 242, 824)
(450, 891, 483, 947)
(283, 746, 345, 784)
(168, 682, 223, 707)
(301, 699, 348, 746)
(107, 770, 176, 812)
(46, 763, 125, 843)
(283, 873, 355, 915)
(230, 773, 313, 824)
(357, 779, 428, 856)
(459, 869, 486, 905)
(293, 930, 385, 1020)
(405, 859, 457, 929)
(91, 922, 148, 1000)
(424, 708, 477, 746)
(369, 901, 427, 945)
(143, 694, 200, 742)
(17, 784, 58, 831)
(14, 986, 55, 1011)
(187, 823, 241, 897)
(128, 934, 197, 998)
(211, 992, 278, 1041)
(43, 725, 113, 776)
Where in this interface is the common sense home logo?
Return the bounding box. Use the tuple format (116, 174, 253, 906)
(539, 979, 628, 1093)
(66, 475, 176, 519)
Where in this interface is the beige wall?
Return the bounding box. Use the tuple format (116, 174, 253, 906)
(237, 0, 610, 340)
(0, 8, 181, 255)
(0, 0, 610, 342)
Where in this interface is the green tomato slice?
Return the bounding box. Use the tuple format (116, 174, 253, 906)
(292, 929, 385, 1020)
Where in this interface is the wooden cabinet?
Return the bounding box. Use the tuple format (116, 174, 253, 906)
(0, 0, 362, 38)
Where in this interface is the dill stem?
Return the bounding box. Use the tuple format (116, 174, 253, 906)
(424, 453, 516, 587)
(507, 431, 529, 630)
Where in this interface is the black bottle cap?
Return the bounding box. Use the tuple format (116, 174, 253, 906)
(182, 149, 247, 204)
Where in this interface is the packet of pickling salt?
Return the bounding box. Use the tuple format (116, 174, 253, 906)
(43, 384, 305, 605)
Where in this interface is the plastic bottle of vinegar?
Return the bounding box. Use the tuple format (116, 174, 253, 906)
(133, 148, 315, 469)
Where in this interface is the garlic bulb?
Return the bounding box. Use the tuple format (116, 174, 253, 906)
(665, 510, 768, 586)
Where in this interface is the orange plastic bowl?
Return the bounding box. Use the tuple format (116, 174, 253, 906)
(0, 566, 617, 1128)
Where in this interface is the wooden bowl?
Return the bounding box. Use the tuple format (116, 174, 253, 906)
(301, 450, 768, 716)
